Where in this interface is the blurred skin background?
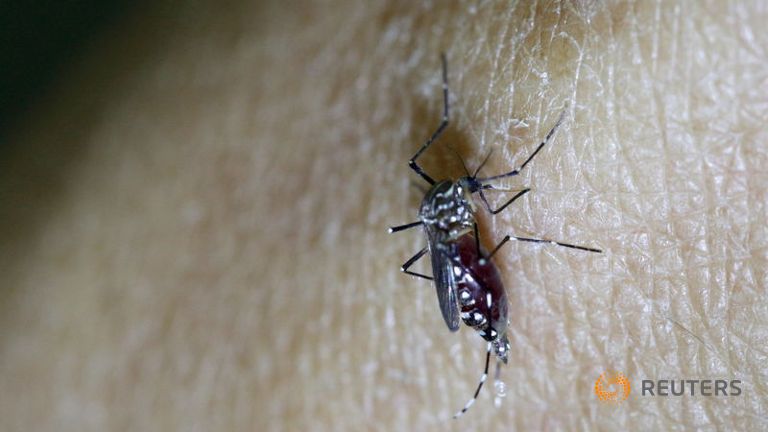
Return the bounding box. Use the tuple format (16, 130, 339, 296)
(1, 1, 767, 431)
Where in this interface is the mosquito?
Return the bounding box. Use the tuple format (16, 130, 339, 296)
(389, 53, 601, 418)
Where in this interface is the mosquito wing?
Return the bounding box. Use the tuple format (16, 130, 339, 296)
(426, 232, 460, 332)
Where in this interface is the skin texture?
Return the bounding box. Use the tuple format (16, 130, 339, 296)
(1, 0, 767, 430)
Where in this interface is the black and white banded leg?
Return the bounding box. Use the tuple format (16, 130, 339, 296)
(409, 53, 449, 185)
(388, 222, 432, 279)
(388, 220, 422, 234)
(477, 108, 567, 183)
(400, 246, 432, 280)
(497, 235, 603, 254)
(477, 187, 530, 215)
(453, 342, 492, 419)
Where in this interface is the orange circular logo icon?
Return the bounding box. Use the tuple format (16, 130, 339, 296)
(595, 371, 630, 404)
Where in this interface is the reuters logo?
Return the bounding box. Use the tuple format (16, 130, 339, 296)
(595, 371, 631, 404)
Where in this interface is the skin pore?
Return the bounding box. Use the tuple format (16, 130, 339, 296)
(1, 1, 766, 430)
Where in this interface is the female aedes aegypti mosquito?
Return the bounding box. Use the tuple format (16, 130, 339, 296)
(388, 53, 602, 419)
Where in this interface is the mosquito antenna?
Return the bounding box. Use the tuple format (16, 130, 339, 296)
(453, 343, 492, 419)
(448, 146, 471, 177)
(472, 149, 494, 177)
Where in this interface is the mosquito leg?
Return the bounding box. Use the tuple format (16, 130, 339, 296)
(478, 188, 530, 215)
(473, 222, 482, 258)
(472, 149, 494, 177)
(409, 53, 449, 185)
(401, 247, 432, 280)
(484, 236, 512, 262)
(509, 235, 602, 253)
(453, 342, 492, 419)
(478, 108, 567, 183)
(446, 145, 471, 177)
(388, 221, 422, 234)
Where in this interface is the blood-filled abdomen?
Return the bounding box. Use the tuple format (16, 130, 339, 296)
(453, 235, 509, 343)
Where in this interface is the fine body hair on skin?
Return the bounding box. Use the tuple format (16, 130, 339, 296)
(1, 1, 766, 431)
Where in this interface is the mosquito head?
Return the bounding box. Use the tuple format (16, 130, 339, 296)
(457, 175, 483, 195)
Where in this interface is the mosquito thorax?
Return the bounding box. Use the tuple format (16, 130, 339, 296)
(418, 180, 475, 238)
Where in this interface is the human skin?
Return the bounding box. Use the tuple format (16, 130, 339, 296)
(1, 0, 766, 430)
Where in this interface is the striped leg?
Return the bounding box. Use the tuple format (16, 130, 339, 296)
(409, 53, 449, 185)
(508, 235, 602, 253)
(453, 342, 492, 419)
(401, 247, 432, 280)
